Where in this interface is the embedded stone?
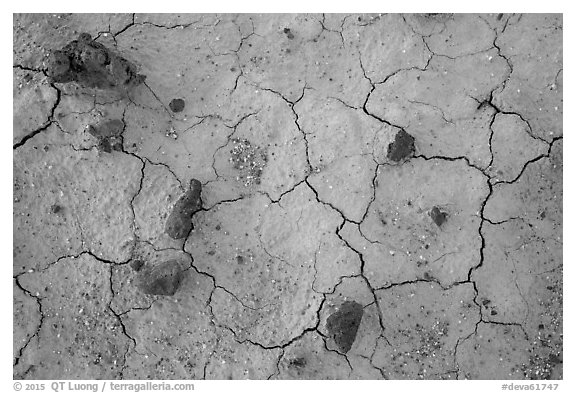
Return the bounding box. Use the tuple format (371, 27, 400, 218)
(137, 259, 186, 296)
(326, 300, 364, 353)
(87, 119, 125, 153)
(45, 33, 145, 90)
(165, 179, 203, 239)
(87, 119, 125, 139)
(387, 129, 415, 162)
(429, 206, 448, 227)
(169, 98, 186, 113)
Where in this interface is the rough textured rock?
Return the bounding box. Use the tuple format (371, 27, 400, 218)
(387, 129, 415, 162)
(87, 118, 125, 153)
(46, 33, 145, 90)
(165, 179, 203, 240)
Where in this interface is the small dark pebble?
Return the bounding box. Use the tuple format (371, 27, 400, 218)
(169, 98, 186, 113)
(50, 204, 63, 214)
(429, 206, 448, 227)
(283, 27, 295, 39)
(137, 259, 186, 296)
(326, 300, 364, 354)
(165, 179, 203, 239)
(387, 129, 415, 162)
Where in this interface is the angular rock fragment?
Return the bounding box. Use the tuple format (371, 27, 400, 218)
(136, 259, 186, 296)
(87, 119, 125, 153)
(326, 301, 364, 353)
(387, 129, 415, 162)
(165, 179, 203, 239)
(45, 33, 145, 90)
(429, 206, 448, 227)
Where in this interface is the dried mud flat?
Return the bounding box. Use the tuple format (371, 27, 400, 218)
(13, 13, 562, 380)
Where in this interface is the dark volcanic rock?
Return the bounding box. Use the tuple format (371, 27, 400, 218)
(326, 301, 364, 354)
(137, 259, 186, 296)
(387, 129, 415, 162)
(165, 179, 203, 239)
(429, 206, 448, 227)
(169, 98, 186, 113)
(87, 119, 125, 153)
(45, 33, 145, 90)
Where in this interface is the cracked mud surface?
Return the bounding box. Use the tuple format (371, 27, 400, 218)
(13, 13, 562, 380)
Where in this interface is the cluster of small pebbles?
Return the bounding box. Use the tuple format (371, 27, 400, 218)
(229, 138, 267, 187)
